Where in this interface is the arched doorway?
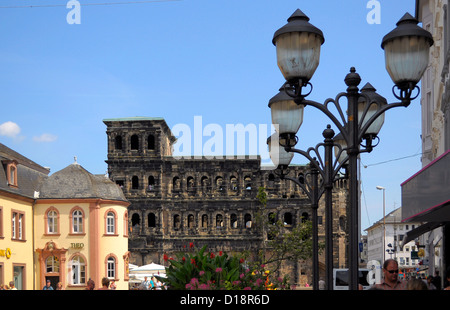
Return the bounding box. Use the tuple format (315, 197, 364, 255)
(36, 241, 68, 290)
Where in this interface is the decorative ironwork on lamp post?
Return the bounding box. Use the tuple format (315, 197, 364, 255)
(268, 124, 347, 290)
(268, 9, 433, 290)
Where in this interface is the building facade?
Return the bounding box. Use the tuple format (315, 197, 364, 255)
(104, 117, 350, 286)
(0, 143, 49, 290)
(365, 208, 424, 278)
(400, 0, 450, 288)
(0, 143, 130, 290)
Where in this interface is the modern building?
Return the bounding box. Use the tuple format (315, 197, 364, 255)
(0, 143, 130, 290)
(103, 117, 350, 286)
(365, 208, 424, 278)
(400, 0, 450, 288)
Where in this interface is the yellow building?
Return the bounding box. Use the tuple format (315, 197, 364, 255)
(0, 143, 130, 290)
(0, 143, 49, 290)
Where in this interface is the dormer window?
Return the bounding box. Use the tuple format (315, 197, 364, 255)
(5, 160, 18, 188)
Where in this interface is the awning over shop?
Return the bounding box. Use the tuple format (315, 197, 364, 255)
(401, 150, 450, 223)
(400, 221, 445, 248)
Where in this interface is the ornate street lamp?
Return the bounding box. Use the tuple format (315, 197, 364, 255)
(268, 9, 433, 290)
(267, 125, 344, 290)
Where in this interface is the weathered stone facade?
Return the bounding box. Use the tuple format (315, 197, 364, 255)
(103, 117, 349, 285)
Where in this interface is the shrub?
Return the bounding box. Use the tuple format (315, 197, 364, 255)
(159, 243, 290, 290)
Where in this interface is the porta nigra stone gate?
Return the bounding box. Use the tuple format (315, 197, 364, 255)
(103, 117, 349, 286)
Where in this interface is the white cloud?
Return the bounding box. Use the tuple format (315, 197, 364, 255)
(33, 133, 58, 143)
(0, 121, 21, 138)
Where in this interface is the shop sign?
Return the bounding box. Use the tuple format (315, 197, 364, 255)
(0, 248, 12, 259)
(71, 243, 84, 249)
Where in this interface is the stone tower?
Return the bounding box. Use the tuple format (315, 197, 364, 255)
(103, 117, 349, 286)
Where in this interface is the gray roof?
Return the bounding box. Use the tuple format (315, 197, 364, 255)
(38, 162, 128, 202)
(0, 142, 49, 199)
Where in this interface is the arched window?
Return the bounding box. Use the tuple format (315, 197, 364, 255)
(173, 177, 181, 191)
(188, 214, 195, 228)
(215, 176, 223, 191)
(230, 214, 238, 228)
(132, 176, 139, 189)
(268, 212, 276, 225)
(244, 214, 252, 228)
(131, 134, 139, 150)
(106, 212, 115, 234)
(131, 213, 140, 227)
(244, 176, 252, 190)
(201, 214, 208, 228)
(115, 136, 122, 150)
(302, 212, 309, 223)
(148, 176, 155, 190)
(148, 213, 156, 227)
(187, 176, 195, 190)
(284, 212, 293, 227)
(148, 135, 155, 150)
(46, 256, 60, 273)
(216, 214, 222, 227)
(72, 209, 83, 233)
(201, 176, 209, 191)
(70, 255, 86, 285)
(106, 256, 116, 279)
(173, 214, 181, 229)
(230, 176, 237, 191)
(47, 209, 58, 234)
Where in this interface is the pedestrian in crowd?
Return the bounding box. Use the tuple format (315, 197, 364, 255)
(426, 276, 437, 290)
(56, 282, 64, 290)
(109, 280, 116, 290)
(98, 277, 110, 290)
(407, 278, 428, 290)
(151, 276, 158, 289)
(43, 279, 54, 290)
(141, 276, 151, 290)
(3, 284, 10, 290)
(370, 259, 407, 290)
(318, 278, 325, 290)
(155, 278, 163, 290)
(85, 278, 95, 290)
(432, 271, 441, 290)
(9, 281, 17, 290)
(444, 268, 450, 290)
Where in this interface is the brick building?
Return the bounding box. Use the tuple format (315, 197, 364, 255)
(103, 117, 349, 286)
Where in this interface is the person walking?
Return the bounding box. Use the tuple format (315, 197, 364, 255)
(43, 279, 54, 290)
(370, 259, 407, 290)
(98, 277, 110, 290)
(9, 281, 17, 290)
(432, 271, 441, 290)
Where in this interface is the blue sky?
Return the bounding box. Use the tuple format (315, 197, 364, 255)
(0, 0, 421, 233)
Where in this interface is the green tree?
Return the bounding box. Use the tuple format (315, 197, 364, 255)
(255, 186, 324, 273)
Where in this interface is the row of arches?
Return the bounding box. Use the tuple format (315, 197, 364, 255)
(122, 174, 257, 192)
(130, 210, 311, 232)
(113, 134, 156, 151)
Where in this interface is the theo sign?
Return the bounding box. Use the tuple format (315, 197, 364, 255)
(71, 243, 84, 249)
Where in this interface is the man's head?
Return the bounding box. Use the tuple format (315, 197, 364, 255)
(383, 259, 399, 284)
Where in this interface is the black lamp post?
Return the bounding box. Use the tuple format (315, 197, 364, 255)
(268, 9, 433, 290)
(268, 124, 347, 290)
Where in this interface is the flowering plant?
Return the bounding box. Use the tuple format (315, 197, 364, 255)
(160, 243, 290, 290)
